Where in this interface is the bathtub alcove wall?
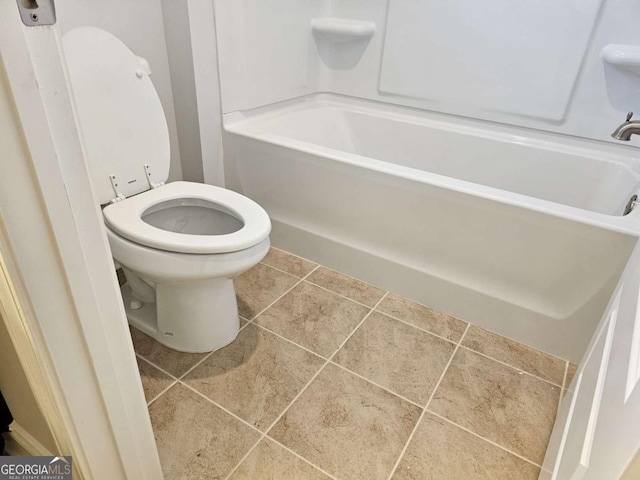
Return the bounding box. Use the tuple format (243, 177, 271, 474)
(213, 0, 640, 362)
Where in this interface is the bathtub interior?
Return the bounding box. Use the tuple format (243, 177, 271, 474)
(229, 99, 640, 217)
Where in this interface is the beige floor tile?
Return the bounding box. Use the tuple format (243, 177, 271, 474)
(393, 412, 540, 480)
(255, 282, 370, 357)
(566, 362, 578, 388)
(334, 311, 455, 405)
(130, 327, 208, 378)
(136, 356, 175, 402)
(429, 348, 560, 464)
(269, 363, 421, 480)
(184, 324, 324, 430)
(229, 438, 330, 480)
(261, 248, 317, 278)
(377, 294, 467, 342)
(234, 263, 298, 319)
(462, 326, 566, 386)
(307, 267, 385, 307)
(149, 383, 260, 480)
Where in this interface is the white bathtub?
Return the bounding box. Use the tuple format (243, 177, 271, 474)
(223, 94, 640, 360)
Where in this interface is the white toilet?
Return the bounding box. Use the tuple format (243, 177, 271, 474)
(63, 27, 271, 353)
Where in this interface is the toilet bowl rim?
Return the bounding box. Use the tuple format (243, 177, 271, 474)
(102, 181, 271, 254)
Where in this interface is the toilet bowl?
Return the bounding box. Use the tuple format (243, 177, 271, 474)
(63, 27, 271, 352)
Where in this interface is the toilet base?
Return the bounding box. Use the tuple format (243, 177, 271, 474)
(121, 278, 240, 353)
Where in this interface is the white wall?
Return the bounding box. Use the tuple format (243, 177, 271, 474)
(161, 0, 203, 183)
(215, 0, 640, 148)
(214, 0, 327, 113)
(56, 0, 184, 182)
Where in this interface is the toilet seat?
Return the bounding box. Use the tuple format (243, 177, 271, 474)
(103, 181, 271, 254)
(63, 27, 171, 205)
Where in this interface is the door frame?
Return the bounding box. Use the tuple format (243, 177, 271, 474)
(0, 2, 162, 478)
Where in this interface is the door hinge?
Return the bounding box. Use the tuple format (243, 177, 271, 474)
(16, 0, 56, 27)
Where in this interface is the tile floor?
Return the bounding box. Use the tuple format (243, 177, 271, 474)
(129, 247, 578, 480)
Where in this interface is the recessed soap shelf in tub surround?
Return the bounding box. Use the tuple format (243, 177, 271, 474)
(602, 45, 640, 73)
(311, 17, 376, 43)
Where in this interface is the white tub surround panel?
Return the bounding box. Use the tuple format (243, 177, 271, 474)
(379, 0, 602, 121)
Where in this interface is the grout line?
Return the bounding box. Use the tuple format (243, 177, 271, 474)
(133, 354, 181, 407)
(302, 279, 383, 310)
(263, 292, 389, 436)
(223, 436, 264, 480)
(263, 362, 329, 434)
(306, 262, 379, 286)
(558, 361, 570, 410)
(146, 380, 178, 407)
(257, 260, 383, 312)
(386, 323, 469, 480)
(425, 410, 543, 469)
(135, 353, 179, 381)
(259, 437, 339, 480)
(246, 264, 321, 322)
(176, 351, 215, 382)
(238, 317, 251, 333)
(427, 322, 468, 408)
(180, 381, 263, 434)
(456, 345, 564, 389)
(371, 307, 466, 346)
(250, 321, 329, 360)
(328, 361, 423, 409)
(258, 261, 313, 280)
(265, 246, 320, 266)
(327, 291, 388, 361)
(373, 309, 459, 346)
(176, 317, 262, 382)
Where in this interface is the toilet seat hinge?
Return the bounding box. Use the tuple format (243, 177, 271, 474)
(144, 164, 165, 189)
(109, 174, 127, 203)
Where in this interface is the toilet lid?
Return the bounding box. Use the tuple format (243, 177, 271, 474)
(62, 27, 170, 205)
(103, 182, 272, 254)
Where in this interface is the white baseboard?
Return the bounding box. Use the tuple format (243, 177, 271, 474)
(4, 422, 52, 456)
